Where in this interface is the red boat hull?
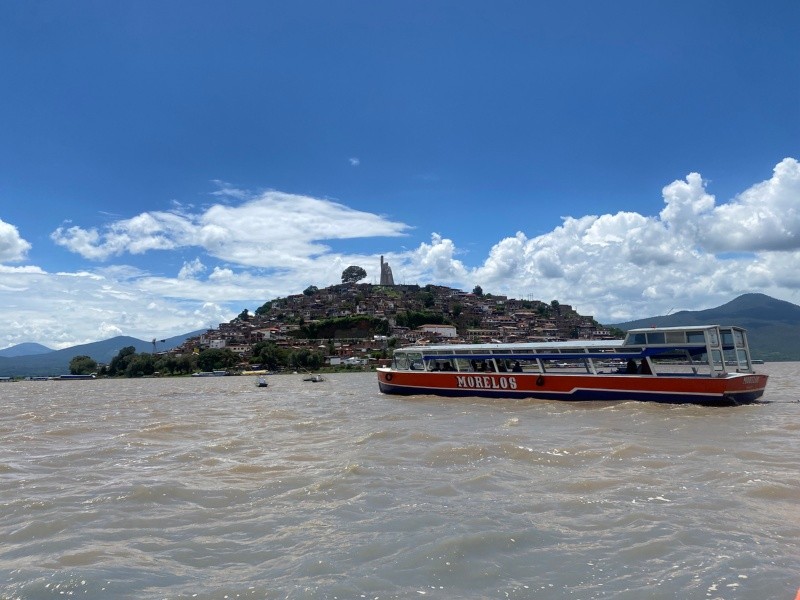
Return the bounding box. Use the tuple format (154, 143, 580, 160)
(377, 369, 768, 405)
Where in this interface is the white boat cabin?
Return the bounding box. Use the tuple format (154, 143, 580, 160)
(389, 325, 759, 377)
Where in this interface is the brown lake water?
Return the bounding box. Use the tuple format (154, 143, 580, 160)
(2, 363, 799, 599)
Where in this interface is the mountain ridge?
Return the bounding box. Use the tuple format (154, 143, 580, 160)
(0, 342, 53, 358)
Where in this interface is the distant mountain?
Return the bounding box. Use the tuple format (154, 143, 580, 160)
(0, 330, 206, 377)
(608, 293, 800, 361)
(0, 342, 53, 358)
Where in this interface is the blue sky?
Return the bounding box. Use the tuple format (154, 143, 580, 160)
(1, 1, 799, 349)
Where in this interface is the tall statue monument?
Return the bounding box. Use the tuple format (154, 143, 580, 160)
(380, 255, 395, 286)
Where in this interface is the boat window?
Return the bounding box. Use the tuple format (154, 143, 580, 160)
(710, 349, 724, 370)
(393, 352, 410, 370)
(721, 331, 734, 347)
(722, 346, 738, 366)
(408, 352, 424, 370)
(665, 331, 685, 344)
(734, 330, 745, 348)
(707, 329, 719, 347)
(646, 332, 665, 345)
(686, 331, 705, 344)
(454, 358, 473, 372)
(736, 349, 750, 369)
(627, 332, 647, 345)
(394, 351, 424, 370)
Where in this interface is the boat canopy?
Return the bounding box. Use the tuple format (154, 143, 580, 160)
(390, 325, 758, 376)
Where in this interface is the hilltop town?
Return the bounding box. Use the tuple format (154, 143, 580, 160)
(0, 260, 620, 378)
(171, 260, 614, 370)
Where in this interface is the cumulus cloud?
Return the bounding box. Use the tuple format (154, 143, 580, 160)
(347, 158, 798, 324)
(700, 157, 800, 252)
(404, 158, 800, 322)
(409, 233, 470, 283)
(0, 218, 32, 263)
(178, 258, 206, 279)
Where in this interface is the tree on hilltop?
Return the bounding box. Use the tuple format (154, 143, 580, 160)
(341, 265, 367, 284)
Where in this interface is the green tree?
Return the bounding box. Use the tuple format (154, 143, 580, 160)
(252, 341, 286, 371)
(473, 285, 483, 296)
(303, 285, 319, 296)
(296, 315, 389, 339)
(237, 308, 250, 321)
(197, 348, 238, 372)
(155, 355, 180, 375)
(341, 265, 367, 284)
(176, 355, 197, 374)
(69, 355, 97, 375)
(288, 348, 324, 370)
(108, 346, 137, 376)
(125, 353, 156, 377)
(395, 310, 447, 329)
(255, 300, 273, 316)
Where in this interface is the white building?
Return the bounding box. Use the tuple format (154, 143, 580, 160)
(418, 324, 458, 338)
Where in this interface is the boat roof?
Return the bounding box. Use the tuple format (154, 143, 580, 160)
(625, 324, 744, 333)
(395, 325, 746, 354)
(398, 339, 624, 353)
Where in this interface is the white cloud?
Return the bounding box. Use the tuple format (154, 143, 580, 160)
(701, 157, 800, 252)
(659, 172, 716, 236)
(0, 218, 32, 263)
(209, 180, 251, 200)
(349, 157, 360, 166)
(0, 266, 239, 350)
(408, 233, 470, 284)
(0, 264, 46, 275)
(3, 158, 800, 349)
(178, 258, 206, 279)
(50, 191, 411, 267)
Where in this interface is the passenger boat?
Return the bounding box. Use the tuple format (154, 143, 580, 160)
(376, 325, 768, 406)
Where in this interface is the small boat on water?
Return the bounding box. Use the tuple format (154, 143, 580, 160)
(256, 376, 269, 387)
(303, 374, 325, 382)
(377, 325, 769, 406)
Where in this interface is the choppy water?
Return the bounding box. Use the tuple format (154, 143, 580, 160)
(2, 363, 799, 600)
